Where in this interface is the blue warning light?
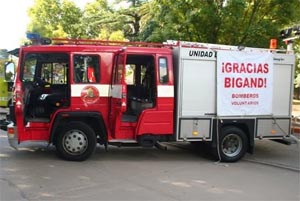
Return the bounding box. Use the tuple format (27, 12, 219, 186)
(26, 33, 41, 40)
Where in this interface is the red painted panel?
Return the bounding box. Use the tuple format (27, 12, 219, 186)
(19, 126, 50, 142)
(136, 110, 174, 135)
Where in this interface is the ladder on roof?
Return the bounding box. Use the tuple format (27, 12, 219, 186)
(51, 38, 166, 48)
(164, 40, 288, 54)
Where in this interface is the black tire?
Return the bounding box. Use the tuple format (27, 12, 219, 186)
(56, 121, 96, 161)
(218, 126, 248, 162)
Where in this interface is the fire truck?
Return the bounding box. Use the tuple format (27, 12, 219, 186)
(2, 37, 295, 162)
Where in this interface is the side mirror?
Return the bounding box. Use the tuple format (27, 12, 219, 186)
(4, 62, 15, 82)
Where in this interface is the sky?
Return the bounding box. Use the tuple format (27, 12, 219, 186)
(0, 0, 93, 50)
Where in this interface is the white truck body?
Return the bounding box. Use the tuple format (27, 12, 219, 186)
(171, 41, 295, 141)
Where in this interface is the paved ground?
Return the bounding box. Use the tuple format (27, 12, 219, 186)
(0, 129, 299, 201)
(0, 104, 299, 201)
(1, 148, 299, 201)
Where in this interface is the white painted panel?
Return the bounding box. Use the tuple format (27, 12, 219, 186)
(111, 84, 122, 98)
(157, 85, 174, 97)
(180, 48, 216, 60)
(71, 84, 109, 97)
(181, 59, 216, 116)
(272, 64, 293, 116)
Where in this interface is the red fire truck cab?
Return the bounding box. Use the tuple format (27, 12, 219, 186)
(5, 38, 295, 162)
(7, 39, 175, 161)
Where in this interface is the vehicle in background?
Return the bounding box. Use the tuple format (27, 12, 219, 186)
(0, 61, 15, 107)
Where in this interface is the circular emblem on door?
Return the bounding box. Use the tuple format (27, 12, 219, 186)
(80, 86, 100, 104)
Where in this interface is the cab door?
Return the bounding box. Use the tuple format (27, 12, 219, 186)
(109, 52, 127, 136)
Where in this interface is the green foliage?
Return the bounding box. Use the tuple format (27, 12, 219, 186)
(141, 0, 300, 47)
(294, 39, 300, 89)
(60, 0, 83, 37)
(81, 0, 114, 38)
(115, 0, 148, 41)
(27, 0, 149, 41)
(98, 29, 126, 41)
(26, 0, 300, 45)
(0, 49, 9, 74)
(27, 0, 82, 38)
(109, 30, 126, 41)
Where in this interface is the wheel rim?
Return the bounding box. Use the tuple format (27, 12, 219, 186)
(221, 134, 242, 157)
(63, 129, 88, 155)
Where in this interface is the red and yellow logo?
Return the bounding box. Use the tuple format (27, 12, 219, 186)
(80, 86, 100, 104)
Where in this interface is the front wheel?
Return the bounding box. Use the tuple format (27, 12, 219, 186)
(219, 126, 248, 162)
(56, 121, 96, 161)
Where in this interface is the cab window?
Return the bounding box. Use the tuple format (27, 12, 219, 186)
(40, 63, 68, 84)
(159, 57, 169, 84)
(23, 54, 37, 81)
(74, 55, 100, 83)
(22, 53, 69, 84)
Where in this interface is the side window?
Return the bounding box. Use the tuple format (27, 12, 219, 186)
(125, 64, 135, 85)
(74, 55, 100, 83)
(23, 54, 37, 81)
(41, 63, 67, 84)
(116, 62, 123, 84)
(112, 54, 124, 84)
(22, 53, 69, 84)
(159, 57, 169, 84)
(53, 63, 67, 84)
(112, 56, 118, 84)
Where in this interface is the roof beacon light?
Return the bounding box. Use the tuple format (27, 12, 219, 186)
(26, 33, 40, 40)
(26, 33, 52, 45)
(269, 39, 277, 49)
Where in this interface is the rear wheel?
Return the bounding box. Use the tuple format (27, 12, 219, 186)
(219, 126, 248, 162)
(56, 121, 96, 161)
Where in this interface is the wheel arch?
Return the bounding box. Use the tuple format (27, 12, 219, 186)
(50, 111, 107, 145)
(212, 119, 255, 154)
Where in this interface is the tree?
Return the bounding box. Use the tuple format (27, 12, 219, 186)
(82, 0, 149, 41)
(114, 0, 149, 41)
(27, 0, 82, 38)
(142, 0, 300, 47)
(60, 0, 84, 38)
(26, 0, 300, 46)
(81, 0, 114, 38)
(27, 0, 129, 41)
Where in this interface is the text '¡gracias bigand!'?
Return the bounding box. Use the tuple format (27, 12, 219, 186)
(222, 62, 269, 88)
